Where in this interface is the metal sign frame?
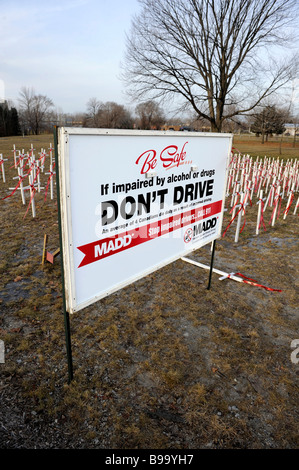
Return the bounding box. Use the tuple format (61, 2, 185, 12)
(56, 127, 232, 314)
(54, 127, 232, 382)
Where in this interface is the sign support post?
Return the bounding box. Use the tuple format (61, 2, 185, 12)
(207, 240, 216, 290)
(53, 126, 74, 383)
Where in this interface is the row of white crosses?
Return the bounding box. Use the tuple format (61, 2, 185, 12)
(225, 152, 299, 241)
(2, 143, 56, 218)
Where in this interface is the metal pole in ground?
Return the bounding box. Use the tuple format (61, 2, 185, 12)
(207, 239, 216, 290)
(53, 126, 74, 384)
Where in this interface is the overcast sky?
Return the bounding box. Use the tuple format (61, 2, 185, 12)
(0, 0, 141, 114)
(1, 0, 298, 118)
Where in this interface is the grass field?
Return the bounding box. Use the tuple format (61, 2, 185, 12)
(233, 134, 298, 160)
(0, 131, 298, 159)
(0, 132, 298, 449)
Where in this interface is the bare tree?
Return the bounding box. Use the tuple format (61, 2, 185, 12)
(18, 87, 54, 134)
(86, 97, 102, 127)
(97, 101, 134, 129)
(122, 0, 298, 132)
(135, 100, 165, 129)
(250, 104, 288, 142)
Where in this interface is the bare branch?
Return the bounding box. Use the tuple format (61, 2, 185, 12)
(18, 87, 54, 135)
(122, 0, 299, 131)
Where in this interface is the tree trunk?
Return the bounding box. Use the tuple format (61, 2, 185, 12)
(279, 134, 283, 155)
(210, 119, 222, 133)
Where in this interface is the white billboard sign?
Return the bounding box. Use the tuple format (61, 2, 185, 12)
(57, 128, 232, 313)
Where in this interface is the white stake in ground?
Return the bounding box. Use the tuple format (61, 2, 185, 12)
(45, 163, 55, 200)
(18, 168, 26, 205)
(0, 154, 7, 183)
(271, 186, 281, 227)
(231, 183, 240, 218)
(12, 144, 17, 168)
(256, 190, 266, 235)
(284, 183, 295, 220)
(230, 180, 238, 207)
(36, 161, 41, 192)
(235, 192, 245, 243)
(49, 143, 53, 165)
(50, 164, 54, 199)
(28, 173, 36, 218)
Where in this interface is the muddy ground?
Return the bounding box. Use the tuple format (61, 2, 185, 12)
(0, 139, 298, 449)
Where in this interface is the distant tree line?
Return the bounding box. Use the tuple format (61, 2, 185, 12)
(18, 87, 54, 135)
(250, 105, 287, 142)
(84, 98, 166, 130)
(0, 101, 21, 137)
(84, 99, 134, 129)
(1, 85, 298, 139)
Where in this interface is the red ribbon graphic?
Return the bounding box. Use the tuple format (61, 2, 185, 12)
(77, 200, 222, 268)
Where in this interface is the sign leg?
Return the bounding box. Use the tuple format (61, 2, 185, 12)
(54, 126, 74, 383)
(207, 240, 216, 290)
(63, 308, 74, 384)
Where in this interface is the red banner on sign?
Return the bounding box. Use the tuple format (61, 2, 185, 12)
(77, 200, 222, 268)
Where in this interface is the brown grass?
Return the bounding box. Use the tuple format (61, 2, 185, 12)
(0, 133, 298, 449)
(233, 134, 299, 159)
